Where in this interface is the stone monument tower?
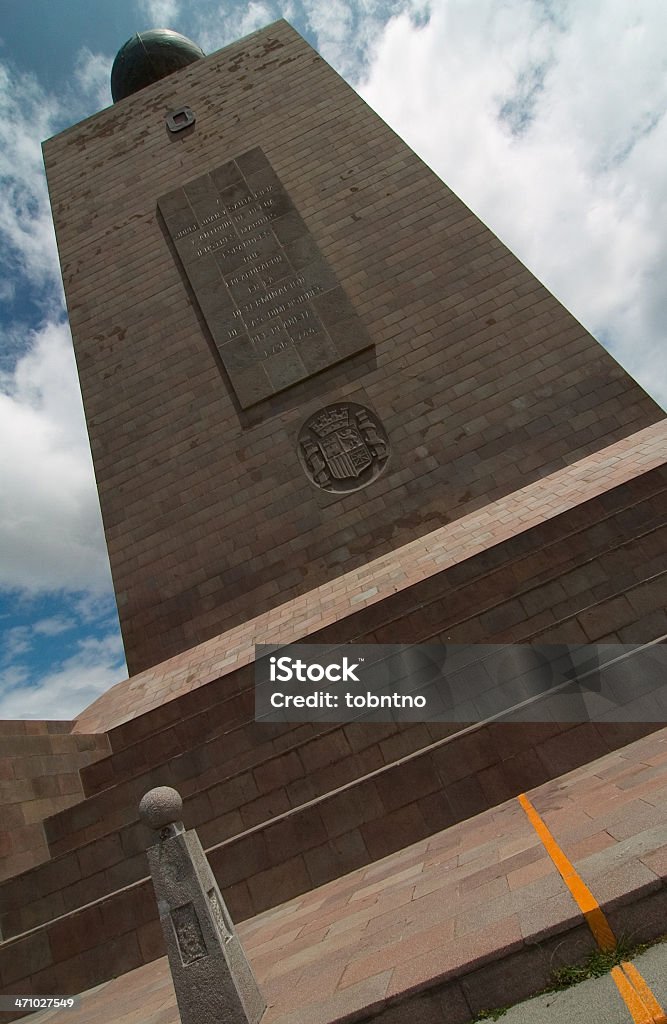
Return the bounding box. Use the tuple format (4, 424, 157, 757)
(41, 25, 664, 677)
(0, 20, 664, 1017)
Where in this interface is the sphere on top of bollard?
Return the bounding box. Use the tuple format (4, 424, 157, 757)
(139, 786, 184, 830)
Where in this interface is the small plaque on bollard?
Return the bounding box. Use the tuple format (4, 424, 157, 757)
(171, 902, 208, 965)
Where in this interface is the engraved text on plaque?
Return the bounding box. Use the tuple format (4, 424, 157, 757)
(158, 148, 372, 408)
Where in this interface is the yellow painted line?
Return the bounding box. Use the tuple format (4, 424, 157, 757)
(621, 961, 667, 1024)
(518, 793, 667, 1023)
(517, 792, 616, 949)
(611, 966, 654, 1023)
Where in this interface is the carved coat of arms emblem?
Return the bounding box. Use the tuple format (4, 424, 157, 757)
(298, 403, 390, 492)
(171, 902, 208, 965)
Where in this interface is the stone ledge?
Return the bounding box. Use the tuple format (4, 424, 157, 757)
(72, 419, 667, 735)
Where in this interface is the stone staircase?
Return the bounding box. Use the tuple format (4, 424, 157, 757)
(0, 722, 110, 885)
(0, 693, 660, 1001)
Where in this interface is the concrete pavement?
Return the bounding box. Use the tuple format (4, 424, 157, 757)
(496, 943, 667, 1023)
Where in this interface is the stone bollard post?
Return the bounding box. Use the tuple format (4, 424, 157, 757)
(139, 786, 265, 1024)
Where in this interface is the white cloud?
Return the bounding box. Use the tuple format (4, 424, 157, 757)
(3, 627, 31, 660)
(73, 48, 113, 111)
(138, 0, 182, 25)
(0, 50, 125, 720)
(190, 1, 284, 52)
(0, 49, 114, 306)
(238, 1, 281, 37)
(1, 617, 75, 663)
(0, 319, 113, 594)
(0, 64, 62, 295)
(297, 0, 416, 78)
(33, 616, 76, 637)
(187, 0, 420, 75)
(358, 0, 667, 409)
(0, 633, 126, 720)
(72, 591, 119, 625)
(0, 665, 29, 694)
(0, 278, 15, 304)
(299, 0, 354, 67)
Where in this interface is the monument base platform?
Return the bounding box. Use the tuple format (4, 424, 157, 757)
(8, 725, 666, 1024)
(0, 421, 665, 1018)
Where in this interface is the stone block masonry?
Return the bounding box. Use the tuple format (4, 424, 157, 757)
(43, 20, 664, 673)
(0, 722, 110, 885)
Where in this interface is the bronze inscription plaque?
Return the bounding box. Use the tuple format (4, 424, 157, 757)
(158, 148, 372, 407)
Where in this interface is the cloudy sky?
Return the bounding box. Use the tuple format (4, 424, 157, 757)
(0, 0, 665, 721)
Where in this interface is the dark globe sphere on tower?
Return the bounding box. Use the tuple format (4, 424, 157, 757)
(111, 29, 206, 102)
